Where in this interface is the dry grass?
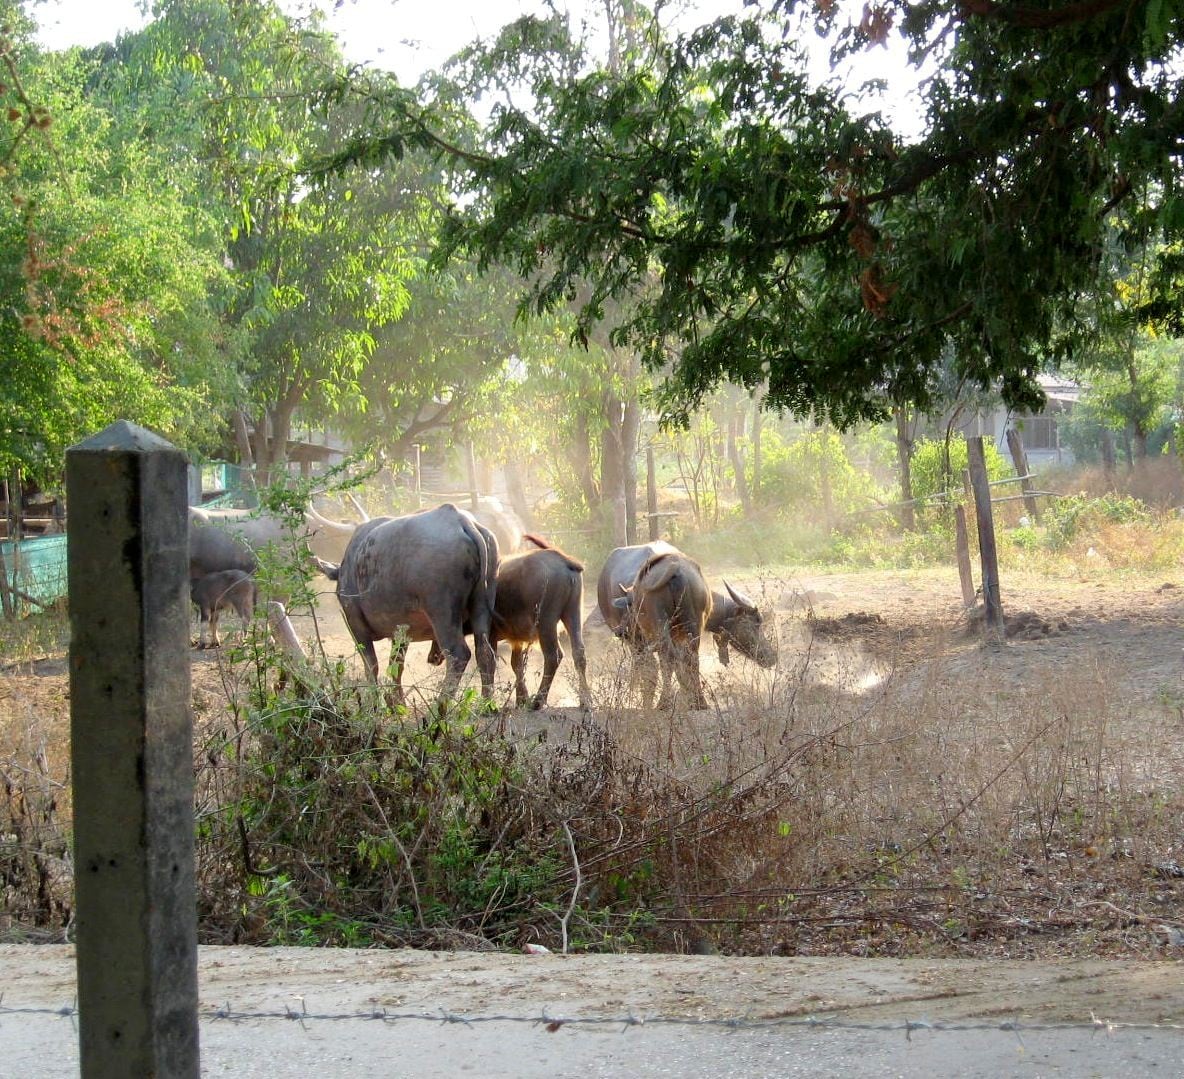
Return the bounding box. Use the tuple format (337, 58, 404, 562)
(536, 622, 1184, 956)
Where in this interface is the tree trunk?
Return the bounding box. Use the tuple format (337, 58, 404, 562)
(1101, 429, 1117, 479)
(504, 459, 533, 529)
(817, 428, 833, 530)
(232, 410, 255, 468)
(571, 415, 599, 512)
(601, 396, 627, 543)
(752, 397, 763, 500)
(727, 416, 751, 514)
(621, 396, 641, 543)
(893, 407, 915, 531)
(466, 442, 481, 512)
(251, 413, 270, 487)
(257, 386, 301, 489)
(1132, 424, 1149, 461)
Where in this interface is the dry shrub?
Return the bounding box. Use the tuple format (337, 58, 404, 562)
(0, 708, 71, 940)
(1062, 517, 1184, 571)
(546, 630, 1184, 956)
(1049, 458, 1184, 508)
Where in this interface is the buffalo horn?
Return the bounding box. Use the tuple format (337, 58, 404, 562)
(305, 504, 357, 534)
(724, 580, 756, 610)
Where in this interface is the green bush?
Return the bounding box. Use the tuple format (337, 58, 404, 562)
(1043, 493, 1151, 549)
(910, 435, 1011, 503)
(756, 429, 885, 517)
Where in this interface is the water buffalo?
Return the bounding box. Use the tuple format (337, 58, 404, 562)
(327, 503, 499, 705)
(191, 569, 258, 648)
(188, 503, 359, 581)
(491, 535, 591, 710)
(598, 541, 777, 709)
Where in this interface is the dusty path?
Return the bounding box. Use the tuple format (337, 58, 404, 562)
(3, 945, 1183, 1077)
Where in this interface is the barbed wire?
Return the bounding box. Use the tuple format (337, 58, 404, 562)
(4, 997, 1184, 1043)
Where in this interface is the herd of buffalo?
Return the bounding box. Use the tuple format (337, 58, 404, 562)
(188, 501, 778, 711)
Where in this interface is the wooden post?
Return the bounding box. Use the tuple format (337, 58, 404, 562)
(66, 421, 200, 1077)
(466, 442, 480, 512)
(646, 447, 659, 541)
(967, 436, 1005, 642)
(1005, 427, 1041, 522)
(954, 505, 976, 608)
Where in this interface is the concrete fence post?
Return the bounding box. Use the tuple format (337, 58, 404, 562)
(66, 421, 200, 1078)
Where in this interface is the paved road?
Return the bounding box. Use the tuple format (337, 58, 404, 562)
(6, 1009, 1179, 1078)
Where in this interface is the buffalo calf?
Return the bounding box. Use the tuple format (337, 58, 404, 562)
(191, 569, 257, 648)
(493, 536, 591, 710)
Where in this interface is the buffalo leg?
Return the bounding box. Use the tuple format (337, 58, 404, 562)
(355, 638, 380, 683)
(672, 636, 707, 709)
(207, 606, 222, 648)
(531, 623, 564, 710)
(196, 607, 212, 649)
(654, 653, 677, 709)
(385, 638, 408, 708)
(510, 644, 530, 707)
(432, 625, 473, 700)
(631, 646, 660, 710)
(562, 598, 592, 710)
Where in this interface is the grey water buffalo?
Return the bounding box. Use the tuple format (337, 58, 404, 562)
(190, 569, 258, 648)
(598, 541, 777, 709)
(188, 503, 359, 581)
(491, 535, 591, 710)
(326, 503, 499, 704)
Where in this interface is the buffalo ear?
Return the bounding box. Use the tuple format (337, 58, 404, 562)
(714, 632, 731, 666)
(724, 580, 756, 611)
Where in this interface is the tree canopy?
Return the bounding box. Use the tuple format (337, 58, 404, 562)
(320, 0, 1183, 428)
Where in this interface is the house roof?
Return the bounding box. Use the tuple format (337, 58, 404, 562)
(1037, 373, 1083, 405)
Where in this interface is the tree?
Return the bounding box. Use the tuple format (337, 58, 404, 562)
(1073, 333, 1182, 463)
(0, 6, 230, 482)
(89, 0, 420, 483)
(323, 0, 1183, 431)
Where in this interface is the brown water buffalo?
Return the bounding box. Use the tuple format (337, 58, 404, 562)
(326, 503, 499, 705)
(492, 535, 591, 710)
(598, 541, 777, 709)
(190, 569, 258, 648)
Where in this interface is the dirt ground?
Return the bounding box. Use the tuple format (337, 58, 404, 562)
(4, 562, 1184, 1032)
(4, 941, 1183, 1026)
